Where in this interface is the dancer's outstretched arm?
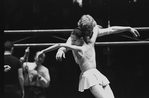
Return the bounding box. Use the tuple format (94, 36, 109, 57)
(39, 43, 82, 54)
(40, 44, 60, 54)
(37, 44, 60, 59)
(60, 43, 82, 52)
(89, 25, 140, 45)
(97, 26, 140, 37)
(38, 43, 82, 59)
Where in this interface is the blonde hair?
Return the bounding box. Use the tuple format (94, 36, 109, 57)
(77, 14, 97, 31)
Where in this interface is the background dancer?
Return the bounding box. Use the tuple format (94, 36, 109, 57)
(21, 48, 50, 98)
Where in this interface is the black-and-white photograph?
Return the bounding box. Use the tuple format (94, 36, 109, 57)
(4, 0, 149, 98)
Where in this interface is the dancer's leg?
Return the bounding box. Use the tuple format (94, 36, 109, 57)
(104, 85, 115, 98)
(90, 84, 107, 98)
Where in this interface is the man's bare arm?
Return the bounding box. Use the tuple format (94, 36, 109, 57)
(98, 26, 140, 37)
(18, 68, 24, 97)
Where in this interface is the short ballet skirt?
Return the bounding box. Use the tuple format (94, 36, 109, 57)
(79, 68, 110, 92)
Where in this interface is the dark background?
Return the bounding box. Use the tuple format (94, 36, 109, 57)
(4, 0, 149, 98)
(4, 0, 149, 29)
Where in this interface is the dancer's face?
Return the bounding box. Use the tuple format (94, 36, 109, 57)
(71, 34, 82, 46)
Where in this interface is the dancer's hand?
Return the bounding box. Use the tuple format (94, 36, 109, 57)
(25, 47, 30, 53)
(56, 49, 66, 61)
(130, 28, 140, 37)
